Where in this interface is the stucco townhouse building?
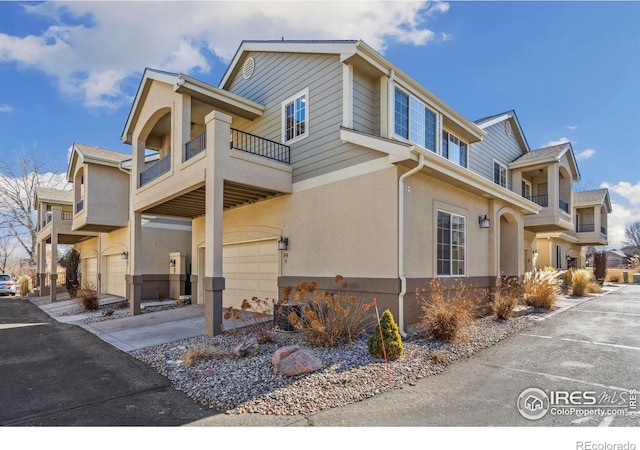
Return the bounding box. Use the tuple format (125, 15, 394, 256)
(35, 39, 611, 337)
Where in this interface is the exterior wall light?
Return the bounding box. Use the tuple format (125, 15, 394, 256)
(169, 259, 176, 268)
(121, 251, 129, 260)
(278, 236, 289, 251)
(478, 215, 491, 229)
(532, 249, 539, 258)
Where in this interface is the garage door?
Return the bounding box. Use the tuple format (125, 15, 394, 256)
(105, 254, 127, 297)
(223, 240, 278, 310)
(83, 257, 98, 289)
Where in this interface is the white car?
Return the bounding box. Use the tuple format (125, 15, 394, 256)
(0, 274, 17, 296)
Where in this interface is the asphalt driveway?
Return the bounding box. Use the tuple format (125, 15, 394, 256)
(0, 297, 216, 426)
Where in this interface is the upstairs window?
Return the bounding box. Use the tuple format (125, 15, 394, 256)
(494, 161, 507, 188)
(282, 89, 308, 143)
(522, 180, 532, 198)
(394, 88, 436, 152)
(443, 131, 468, 168)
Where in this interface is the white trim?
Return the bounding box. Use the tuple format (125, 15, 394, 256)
(281, 87, 309, 145)
(435, 209, 467, 277)
(493, 159, 508, 188)
(342, 64, 353, 128)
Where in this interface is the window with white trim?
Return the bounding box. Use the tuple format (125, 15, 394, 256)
(437, 211, 466, 276)
(394, 88, 437, 152)
(493, 161, 508, 188)
(442, 131, 468, 168)
(282, 89, 308, 143)
(522, 180, 532, 199)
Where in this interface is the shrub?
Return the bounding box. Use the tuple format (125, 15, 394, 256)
(175, 297, 192, 307)
(429, 351, 451, 366)
(571, 269, 601, 296)
(223, 297, 274, 344)
(64, 248, 80, 297)
(490, 277, 522, 320)
(283, 275, 375, 347)
(17, 275, 32, 296)
(368, 309, 403, 360)
(523, 268, 562, 309)
(77, 283, 99, 311)
(182, 347, 225, 367)
(593, 251, 607, 285)
(417, 279, 476, 343)
(608, 275, 619, 283)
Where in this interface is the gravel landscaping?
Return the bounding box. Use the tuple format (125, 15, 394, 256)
(129, 313, 542, 416)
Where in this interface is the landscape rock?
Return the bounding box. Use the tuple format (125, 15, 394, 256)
(233, 340, 259, 357)
(272, 345, 323, 376)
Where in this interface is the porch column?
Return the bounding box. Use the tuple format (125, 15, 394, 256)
(49, 206, 61, 303)
(38, 240, 48, 295)
(203, 110, 230, 336)
(487, 199, 500, 296)
(128, 211, 143, 315)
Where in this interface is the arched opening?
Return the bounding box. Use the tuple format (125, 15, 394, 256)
(558, 166, 572, 214)
(138, 108, 173, 186)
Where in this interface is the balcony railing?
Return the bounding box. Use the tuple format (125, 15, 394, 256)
(76, 199, 84, 213)
(183, 128, 291, 165)
(140, 155, 171, 186)
(576, 223, 595, 233)
(61, 211, 73, 221)
(526, 194, 548, 208)
(559, 199, 569, 213)
(185, 131, 206, 161)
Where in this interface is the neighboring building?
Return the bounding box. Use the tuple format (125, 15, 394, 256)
(606, 250, 629, 268)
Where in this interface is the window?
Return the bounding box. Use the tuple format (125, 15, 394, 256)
(394, 88, 436, 151)
(493, 161, 507, 188)
(437, 211, 466, 276)
(522, 180, 532, 199)
(443, 131, 468, 168)
(556, 245, 562, 269)
(282, 89, 308, 143)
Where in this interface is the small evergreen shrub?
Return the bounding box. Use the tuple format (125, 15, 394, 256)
(367, 309, 403, 360)
(64, 248, 80, 297)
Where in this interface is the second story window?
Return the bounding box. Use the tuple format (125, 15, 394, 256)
(493, 161, 507, 188)
(282, 88, 308, 143)
(442, 131, 468, 168)
(522, 180, 532, 198)
(394, 88, 436, 152)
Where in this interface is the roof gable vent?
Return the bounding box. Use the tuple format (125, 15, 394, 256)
(242, 57, 256, 80)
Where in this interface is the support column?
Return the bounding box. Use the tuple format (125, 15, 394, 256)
(49, 206, 61, 303)
(203, 110, 230, 336)
(129, 211, 143, 315)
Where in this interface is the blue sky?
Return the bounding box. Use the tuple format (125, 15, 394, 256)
(0, 1, 639, 249)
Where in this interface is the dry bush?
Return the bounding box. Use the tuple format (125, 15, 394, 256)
(491, 277, 522, 320)
(17, 275, 32, 296)
(77, 283, 99, 311)
(223, 297, 274, 344)
(571, 269, 601, 296)
(593, 251, 607, 284)
(417, 279, 476, 343)
(523, 268, 562, 310)
(283, 275, 375, 347)
(429, 351, 451, 366)
(182, 347, 225, 367)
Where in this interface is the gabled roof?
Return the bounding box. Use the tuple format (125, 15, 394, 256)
(473, 109, 530, 153)
(217, 39, 485, 144)
(509, 141, 581, 181)
(574, 188, 612, 213)
(34, 187, 73, 207)
(67, 143, 131, 182)
(121, 68, 265, 144)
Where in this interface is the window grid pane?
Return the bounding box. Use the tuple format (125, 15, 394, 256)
(395, 89, 409, 139)
(437, 211, 466, 276)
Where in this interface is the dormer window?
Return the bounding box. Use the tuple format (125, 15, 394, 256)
(394, 88, 436, 152)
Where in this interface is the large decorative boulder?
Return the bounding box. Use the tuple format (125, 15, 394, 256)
(272, 345, 323, 376)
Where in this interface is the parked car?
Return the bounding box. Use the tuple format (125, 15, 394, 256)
(0, 274, 17, 296)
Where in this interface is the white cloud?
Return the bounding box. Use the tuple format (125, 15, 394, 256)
(600, 181, 640, 249)
(567, 125, 577, 131)
(0, 104, 13, 113)
(575, 148, 596, 161)
(546, 137, 570, 146)
(0, 1, 450, 110)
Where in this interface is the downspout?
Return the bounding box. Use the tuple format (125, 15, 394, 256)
(398, 149, 424, 337)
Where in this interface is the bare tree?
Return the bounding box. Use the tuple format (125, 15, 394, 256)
(623, 220, 640, 254)
(0, 234, 15, 273)
(0, 152, 67, 260)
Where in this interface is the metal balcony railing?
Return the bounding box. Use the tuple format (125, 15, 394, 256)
(559, 199, 569, 213)
(576, 223, 595, 233)
(140, 155, 171, 186)
(526, 194, 548, 207)
(184, 129, 291, 165)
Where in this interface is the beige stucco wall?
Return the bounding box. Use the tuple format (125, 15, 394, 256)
(85, 164, 129, 227)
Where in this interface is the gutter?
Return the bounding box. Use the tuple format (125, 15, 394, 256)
(397, 149, 424, 337)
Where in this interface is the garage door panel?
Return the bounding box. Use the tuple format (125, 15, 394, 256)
(105, 254, 126, 297)
(83, 257, 98, 288)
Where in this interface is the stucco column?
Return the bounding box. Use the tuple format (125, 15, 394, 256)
(128, 211, 143, 315)
(548, 163, 559, 214)
(49, 206, 61, 303)
(203, 110, 230, 336)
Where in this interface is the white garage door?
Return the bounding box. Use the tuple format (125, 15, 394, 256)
(83, 257, 98, 289)
(105, 254, 127, 297)
(223, 240, 278, 310)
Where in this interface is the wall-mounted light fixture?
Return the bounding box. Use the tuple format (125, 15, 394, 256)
(169, 259, 176, 268)
(532, 249, 539, 258)
(121, 251, 129, 260)
(478, 215, 491, 229)
(278, 236, 289, 251)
